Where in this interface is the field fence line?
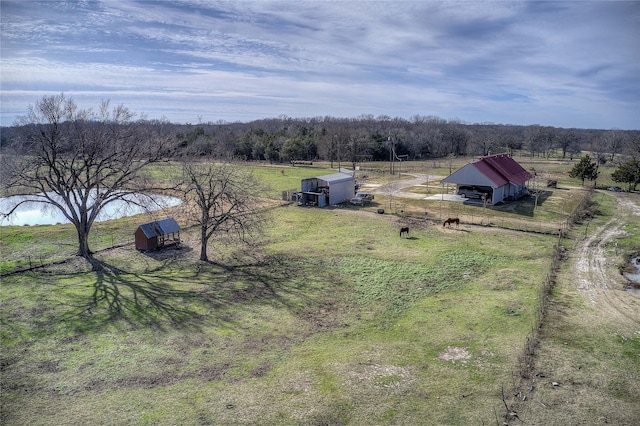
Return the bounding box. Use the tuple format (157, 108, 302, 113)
(495, 187, 594, 424)
(1, 231, 134, 276)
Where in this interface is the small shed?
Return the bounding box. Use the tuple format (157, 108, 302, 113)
(298, 173, 355, 207)
(135, 217, 181, 251)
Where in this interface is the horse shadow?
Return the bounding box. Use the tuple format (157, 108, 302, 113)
(443, 227, 470, 233)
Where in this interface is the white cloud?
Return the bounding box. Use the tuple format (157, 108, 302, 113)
(1, 0, 638, 129)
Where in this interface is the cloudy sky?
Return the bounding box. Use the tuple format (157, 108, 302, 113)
(1, 1, 638, 129)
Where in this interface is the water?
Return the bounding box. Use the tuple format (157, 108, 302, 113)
(0, 191, 181, 226)
(623, 256, 640, 296)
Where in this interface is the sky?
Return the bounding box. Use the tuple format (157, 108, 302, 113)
(1, 1, 639, 130)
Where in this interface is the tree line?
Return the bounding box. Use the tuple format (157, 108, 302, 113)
(4, 111, 639, 165)
(168, 115, 639, 166)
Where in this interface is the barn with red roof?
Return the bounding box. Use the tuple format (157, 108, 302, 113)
(441, 153, 532, 204)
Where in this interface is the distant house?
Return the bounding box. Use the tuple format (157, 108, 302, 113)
(297, 173, 355, 207)
(134, 217, 181, 250)
(442, 153, 532, 204)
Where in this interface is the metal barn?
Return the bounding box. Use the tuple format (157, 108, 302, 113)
(298, 173, 355, 207)
(442, 153, 531, 204)
(134, 217, 181, 250)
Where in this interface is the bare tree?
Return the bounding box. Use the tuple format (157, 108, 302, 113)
(442, 120, 470, 157)
(624, 134, 640, 159)
(1, 94, 171, 262)
(345, 129, 371, 170)
(557, 129, 578, 159)
(539, 126, 557, 158)
(181, 161, 264, 262)
(602, 129, 625, 162)
(524, 125, 542, 158)
(590, 134, 608, 164)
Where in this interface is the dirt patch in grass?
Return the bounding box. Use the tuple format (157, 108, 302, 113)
(343, 363, 418, 394)
(299, 300, 349, 329)
(438, 346, 472, 363)
(249, 361, 273, 378)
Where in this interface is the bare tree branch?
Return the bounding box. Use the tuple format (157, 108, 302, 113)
(180, 161, 265, 262)
(1, 94, 172, 262)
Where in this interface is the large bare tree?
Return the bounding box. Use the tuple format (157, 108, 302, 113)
(1, 94, 171, 261)
(181, 161, 264, 262)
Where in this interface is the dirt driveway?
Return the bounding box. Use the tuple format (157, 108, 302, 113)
(361, 174, 435, 199)
(572, 192, 640, 332)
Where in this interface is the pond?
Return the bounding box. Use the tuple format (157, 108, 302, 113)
(0, 192, 182, 226)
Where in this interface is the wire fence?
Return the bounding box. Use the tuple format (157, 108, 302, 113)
(0, 224, 136, 276)
(494, 187, 594, 424)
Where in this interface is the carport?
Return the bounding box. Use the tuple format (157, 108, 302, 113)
(441, 153, 531, 204)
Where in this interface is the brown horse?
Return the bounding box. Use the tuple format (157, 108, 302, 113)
(443, 217, 460, 228)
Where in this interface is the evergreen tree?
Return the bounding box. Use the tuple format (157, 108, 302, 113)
(612, 157, 640, 191)
(569, 154, 599, 185)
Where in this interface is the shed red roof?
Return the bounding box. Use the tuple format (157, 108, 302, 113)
(471, 154, 531, 186)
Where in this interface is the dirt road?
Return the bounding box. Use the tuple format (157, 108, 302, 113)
(362, 174, 442, 199)
(572, 192, 640, 332)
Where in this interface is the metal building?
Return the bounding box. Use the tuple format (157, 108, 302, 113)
(298, 173, 355, 207)
(441, 153, 532, 204)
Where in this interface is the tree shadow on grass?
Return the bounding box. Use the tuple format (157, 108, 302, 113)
(81, 259, 201, 327)
(58, 254, 322, 334)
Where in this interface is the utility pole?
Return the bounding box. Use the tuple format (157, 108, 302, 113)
(388, 134, 394, 175)
(337, 135, 341, 173)
(330, 135, 335, 169)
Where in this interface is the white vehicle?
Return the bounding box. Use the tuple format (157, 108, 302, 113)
(350, 192, 375, 205)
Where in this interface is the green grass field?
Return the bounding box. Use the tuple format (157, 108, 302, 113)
(1, 157, 636, 425)
(1, 203, 556, 425)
